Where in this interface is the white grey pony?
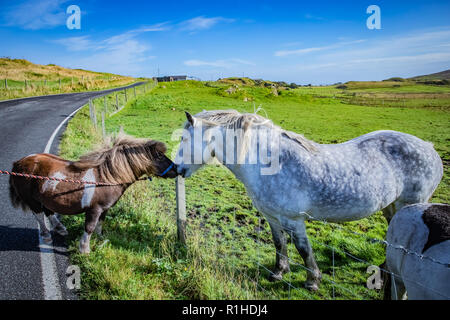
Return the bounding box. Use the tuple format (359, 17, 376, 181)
(385, 203, 449, 300)
(175, 109, 443, 291)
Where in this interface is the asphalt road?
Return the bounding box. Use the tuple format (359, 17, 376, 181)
(0, 83, 143, 299)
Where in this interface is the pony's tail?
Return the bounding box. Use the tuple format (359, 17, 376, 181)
(9, 162, 32, 212)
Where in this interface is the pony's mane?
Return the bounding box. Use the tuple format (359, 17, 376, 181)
(71, 134, 167, 184)
(193, 109, 317, 153)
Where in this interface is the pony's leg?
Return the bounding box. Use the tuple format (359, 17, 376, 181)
(34, 213, 52, 244)
(268, 221, 290, 281)
(94, 210, 108, 236)
(390, 275, 406, 300)
(79, 207, 102, 254)
(44, 208, 68, 236)
(292, 220, 321, 291)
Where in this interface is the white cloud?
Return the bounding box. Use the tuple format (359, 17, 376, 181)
(53, 36, 93, 52)
(275, 40, 366, 57)
(52, 24, 165, 76)
(293, 52, 450, 72)
(180, 16, 234, 31)
(184, 58, 254, 68)
(269, 27, 450, 83)
(3, 0, 69, 30)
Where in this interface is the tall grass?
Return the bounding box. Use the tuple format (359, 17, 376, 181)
(0, 58, 138, 100)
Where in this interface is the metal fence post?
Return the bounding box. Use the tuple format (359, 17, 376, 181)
(176, 176, 187, 245)
(4, 79, 7, 89)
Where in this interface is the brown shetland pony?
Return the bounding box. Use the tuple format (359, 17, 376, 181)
(9, 134, 177, 253)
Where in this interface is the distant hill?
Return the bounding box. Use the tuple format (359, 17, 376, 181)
(410, 69, 450, 81)
(0, 57, 134, 81)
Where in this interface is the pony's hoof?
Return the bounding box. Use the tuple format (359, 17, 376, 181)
(79, 244, 91, 255)
(305, 281, 320, 291)
(54, 225, 68, 236)
(79, 247, 91, 255)
(268, 272, 283, 282)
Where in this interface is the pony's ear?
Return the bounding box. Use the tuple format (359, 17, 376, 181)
(185, 111, 196, 126)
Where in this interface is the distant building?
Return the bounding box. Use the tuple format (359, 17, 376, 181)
(153, 75, 187, 82)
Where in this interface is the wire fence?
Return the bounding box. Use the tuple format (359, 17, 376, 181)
(0, 75, 141, 101)
(86, 80, 157, 138)
(25, 78, 447, 300)
(165, 165, 449, 300)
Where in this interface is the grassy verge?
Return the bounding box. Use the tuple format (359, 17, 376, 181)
(0, 58, 140, 100)
(59, 80, 449, 300)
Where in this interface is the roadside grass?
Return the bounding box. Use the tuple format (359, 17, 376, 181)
(0, 58, 138, 100)
(59, 80, 449, 300)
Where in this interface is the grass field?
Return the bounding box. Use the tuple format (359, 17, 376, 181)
(59, 79, 449, 300)
(0, 58, 139, 100)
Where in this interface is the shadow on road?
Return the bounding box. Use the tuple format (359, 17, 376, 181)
(0, 225, 68, 256)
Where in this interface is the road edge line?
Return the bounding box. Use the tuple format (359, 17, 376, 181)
(38, 104, 86, 300)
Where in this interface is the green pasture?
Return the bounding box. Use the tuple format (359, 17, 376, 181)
(59, 80, 449, 300)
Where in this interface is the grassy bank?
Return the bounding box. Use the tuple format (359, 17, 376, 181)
(0, 58, 138, 100)
(59, 80, 449, 300)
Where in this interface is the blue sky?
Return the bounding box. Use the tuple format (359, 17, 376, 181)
(1, 0, 449, 84)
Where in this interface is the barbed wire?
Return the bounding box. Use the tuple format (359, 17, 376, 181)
(174, 172, 449, 299)
(297, 211, 450, 268)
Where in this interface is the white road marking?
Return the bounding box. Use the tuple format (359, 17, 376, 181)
(32, 84, 140, 299)
(24, 153, 37, 158)
(38, 103, 85, 300)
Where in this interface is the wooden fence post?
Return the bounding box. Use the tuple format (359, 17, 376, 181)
(116, 94, 119, 110)
(176, 176, 187, 245)
(134, 86, 136, 99)
(89, 99, 97, 128)
(89, 99, 93, 123)
(25, 79, 27, 90)
(101, 112, 106, 139)
(44, 79, 47, 87)
(59, 78, 61, 90)
(104, 96, 107, 114)
(124, 89, 127, 102)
